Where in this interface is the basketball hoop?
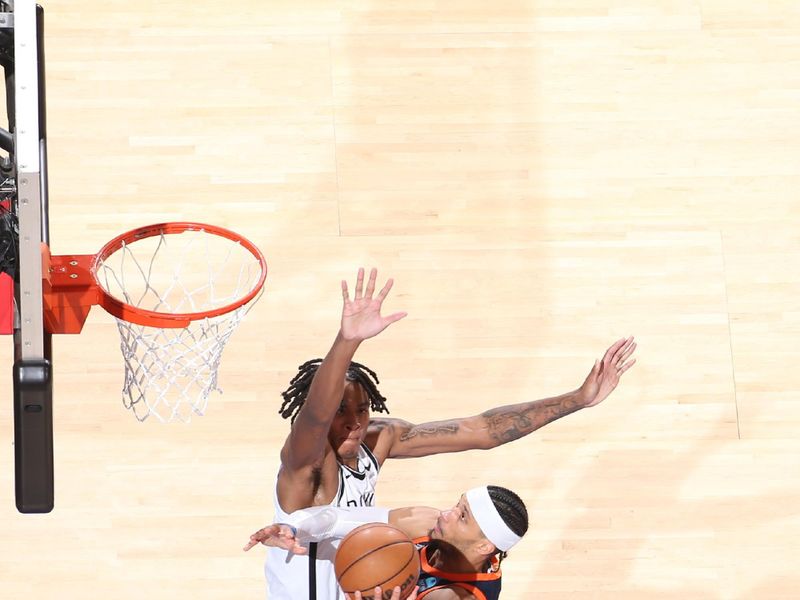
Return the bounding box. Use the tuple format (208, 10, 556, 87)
(43, 222, 267, 422)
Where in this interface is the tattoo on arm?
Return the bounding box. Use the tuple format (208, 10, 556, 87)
(481, 394, 583, 445)
(399, 422, 460, 442)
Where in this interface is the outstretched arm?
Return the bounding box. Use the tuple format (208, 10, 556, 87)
(243, 505, 439, 552)
(377, 337, 637, 459)
(278, 268, 406, 505)
(243, 523, 307, 554)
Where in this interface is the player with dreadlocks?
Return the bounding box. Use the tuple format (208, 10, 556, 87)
(279, 359, 389, 424)
(265, 267, 637, 600)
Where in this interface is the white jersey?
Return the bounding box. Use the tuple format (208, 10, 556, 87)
(265, 443, 381, 600)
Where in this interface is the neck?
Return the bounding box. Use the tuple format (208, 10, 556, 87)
(427, 541, 490, 574)
(336, 449, 359, 470)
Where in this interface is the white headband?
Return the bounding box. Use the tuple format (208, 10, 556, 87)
(465, 486, 522, 552)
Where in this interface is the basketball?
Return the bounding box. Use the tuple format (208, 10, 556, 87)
(335, 523, 420, 600)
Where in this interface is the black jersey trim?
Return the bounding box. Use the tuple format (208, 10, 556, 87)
(337, 468, 346, 504)
(341, 444, 378, 480)
(361, 442, 380, 472)
(308, 542, 317, 600)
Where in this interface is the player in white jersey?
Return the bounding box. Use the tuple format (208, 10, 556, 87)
(265, 443, 381, 599)
(266, 268, 636, 598)
(267, 269, 406, 599)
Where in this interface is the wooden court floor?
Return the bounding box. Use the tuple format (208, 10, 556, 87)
(1, 1, 799, 598)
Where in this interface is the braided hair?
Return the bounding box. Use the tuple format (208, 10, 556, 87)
(279, 358, 390, 423)
(487, 485, 529, 563)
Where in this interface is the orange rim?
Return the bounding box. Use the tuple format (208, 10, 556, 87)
(92, 222, 267, 328)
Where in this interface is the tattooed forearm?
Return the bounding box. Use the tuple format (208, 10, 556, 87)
(399, 422, 460, 442)
(481, 393, 584, 445)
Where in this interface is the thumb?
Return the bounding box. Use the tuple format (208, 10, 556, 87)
(384, 311, 408, 325)
(583, 359, 600, 385)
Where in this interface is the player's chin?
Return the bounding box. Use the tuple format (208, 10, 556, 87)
(337, 437, 362, 456)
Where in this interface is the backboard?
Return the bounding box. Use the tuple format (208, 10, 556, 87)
(0, 1, 266, 513)
(0, 0, 53, 513)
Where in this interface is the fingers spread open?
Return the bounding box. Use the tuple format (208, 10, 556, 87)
(365, 267, 378, 299)
(376, 277, 394, 302)
(355, 267, 365, 299)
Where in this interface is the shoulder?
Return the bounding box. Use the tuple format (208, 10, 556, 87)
(368, 417, 413, 435)
(365, 417, 413, 463)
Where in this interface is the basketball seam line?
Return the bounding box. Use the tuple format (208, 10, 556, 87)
(339, 541, 416, 592)
(370, 550, 417, 592)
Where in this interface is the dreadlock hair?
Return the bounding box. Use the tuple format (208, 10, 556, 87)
(279, 358, 390, 424)
(487, 485, 529, 564)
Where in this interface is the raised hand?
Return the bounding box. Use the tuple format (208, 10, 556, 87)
(340, 267, 407, 342)
(346, 585, 419, 600)
(577, 336, 637, 408)
(242, 523, 307, 554)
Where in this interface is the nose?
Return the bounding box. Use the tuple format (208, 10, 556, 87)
(343, 415, 361, 431)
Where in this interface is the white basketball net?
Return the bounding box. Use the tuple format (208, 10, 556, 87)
(96, 229, 264, 423)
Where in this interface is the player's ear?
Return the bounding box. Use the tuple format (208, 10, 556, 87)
(475, 538, 497, 557)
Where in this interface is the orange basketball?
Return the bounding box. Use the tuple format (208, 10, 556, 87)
(334, 523, 420, 600)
